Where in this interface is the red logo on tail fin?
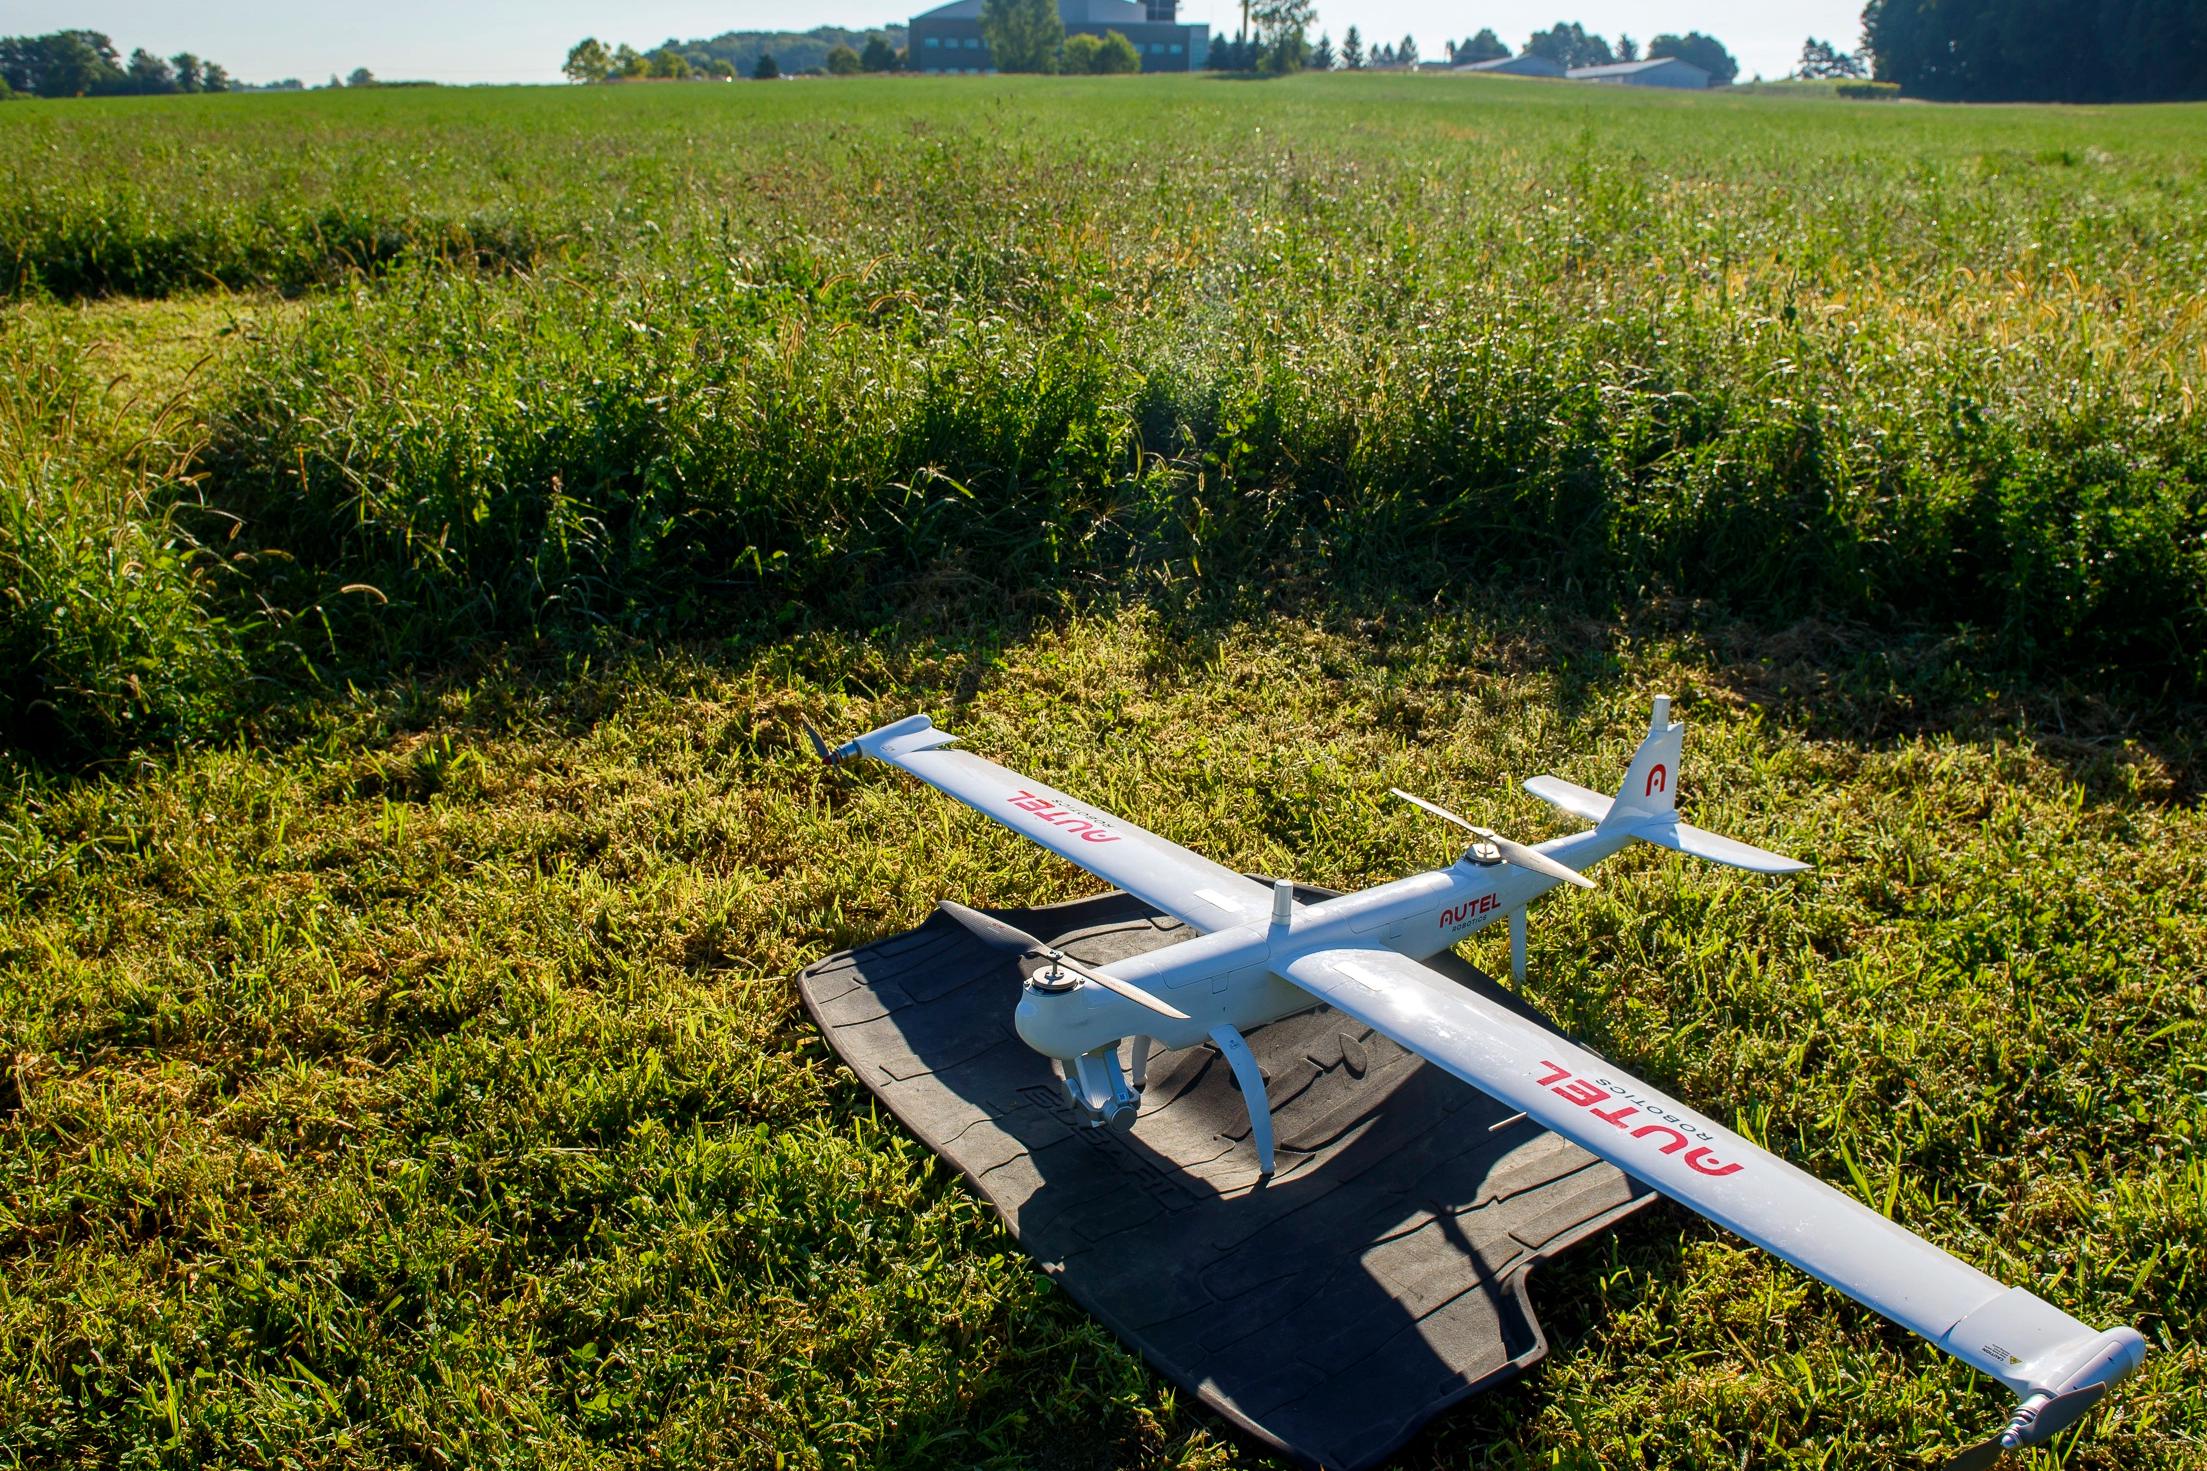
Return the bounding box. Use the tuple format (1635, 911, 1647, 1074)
(1645, 763, 1668, 796)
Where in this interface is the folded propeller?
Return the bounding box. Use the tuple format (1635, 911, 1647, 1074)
(1946, 1383, 2112, 1471)
(937, 899, 1190, 1021)
(1388, 788, 1594, 890)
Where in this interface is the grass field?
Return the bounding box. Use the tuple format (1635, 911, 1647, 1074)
(1, 74, 2203, 1468)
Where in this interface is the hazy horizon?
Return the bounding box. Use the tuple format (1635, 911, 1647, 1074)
(5, 0, 1865, 86)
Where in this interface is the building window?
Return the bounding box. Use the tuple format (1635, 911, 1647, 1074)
(1170, 42, 1182, 53)
(966, 36, 979, 47)
(923, 35, 938, 44)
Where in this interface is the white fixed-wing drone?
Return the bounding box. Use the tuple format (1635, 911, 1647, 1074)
(807, 698, 2143, 1466)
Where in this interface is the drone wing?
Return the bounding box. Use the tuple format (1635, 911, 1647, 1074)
(830, 715, 1273, 934)
(1276, 942, 2143, 1405)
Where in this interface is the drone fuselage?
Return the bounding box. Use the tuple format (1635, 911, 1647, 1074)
(1013, 826, 1634, 1069)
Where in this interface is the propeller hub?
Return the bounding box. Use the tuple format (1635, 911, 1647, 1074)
(1024, 949, 1081, 993)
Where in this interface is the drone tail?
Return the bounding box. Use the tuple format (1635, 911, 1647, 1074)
(1524, 696, 1810, 876)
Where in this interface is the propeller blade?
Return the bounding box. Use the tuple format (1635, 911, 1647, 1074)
(1388, 786, 1479, 834)
(936, 899, 1046, 951)
(1080, 969, 1192, 1022)
(802, 720, 838, 763)
(1943, 1436, 2006, 1471)
(1481, 829, 1597, 890)
(938, 901, 1190, 1021)
(1392, 787, 1595, 890)
(2007, 1382, 2110, 1447)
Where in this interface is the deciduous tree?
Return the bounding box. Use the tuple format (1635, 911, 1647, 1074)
(1796, 36, 1865, 79)
(980, 0, 1064, 72)
(563, 37, 613, 83)
(753, 51, 780, 79)
(126, 47, 176, 93)
(1456, 27, 1505, 63)
(860, 35, 899, 71)
(1524, 22, 1610, 68)
(826, 43, 862, 73)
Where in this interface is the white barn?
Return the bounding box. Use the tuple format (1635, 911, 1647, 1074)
(1455, 53, 1567, 78)
(1566, 56, 1710, 88)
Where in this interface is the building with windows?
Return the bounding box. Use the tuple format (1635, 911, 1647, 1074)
(908, 0, 1207, 72)
(1565, 56, 1711, 88)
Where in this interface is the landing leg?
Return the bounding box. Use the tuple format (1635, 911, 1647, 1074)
(1208, 1024, 1276, 1177)
(1127, 1035, 1153, 1092)
(1509, 908, 1527, 985)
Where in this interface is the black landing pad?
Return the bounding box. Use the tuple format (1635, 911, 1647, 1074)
(796, 887, 1655, 1471)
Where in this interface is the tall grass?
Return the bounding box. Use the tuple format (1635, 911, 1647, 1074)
(3, 76, 2204, 767)
(0, 329, 243, 761)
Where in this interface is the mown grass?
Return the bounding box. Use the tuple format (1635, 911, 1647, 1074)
(0, 73, 2203, 1468)
(1, 612, 2201, 1467)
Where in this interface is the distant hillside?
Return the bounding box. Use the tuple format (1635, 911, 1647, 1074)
(668, 25, 908, 75)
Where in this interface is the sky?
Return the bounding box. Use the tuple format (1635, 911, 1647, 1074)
(10, 0, 1868, 86)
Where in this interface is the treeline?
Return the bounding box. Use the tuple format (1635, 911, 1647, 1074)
(1204, 15, 1737, 84)
(565, 26, 910, 82)
(1864, 0, 2207, 102)
(1, 30, 232, 97)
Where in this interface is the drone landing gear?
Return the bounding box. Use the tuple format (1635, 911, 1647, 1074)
(1509, 908, 1527, 984)
(1209, 1023, 1276, 1177)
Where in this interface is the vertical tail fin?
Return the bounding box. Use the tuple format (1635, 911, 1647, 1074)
(1597, 696, 1684, 835)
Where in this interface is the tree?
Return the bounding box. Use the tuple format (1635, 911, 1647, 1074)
(1397, 34, 1418, 66)
(170, 52, 203, 91)
(1251, 0, 1314, 71)
(980, 0, 1064, 72)
(615, 45, 648, 78)
(1095, 29, 1142, 72)
(826, 43, 862, 73)
(1311, 32, 1335, 69)
(753, 51, 780, 79)
(1456, 27, 1506, 63)
(1341, 25, 1363, 68)
(564, 38, 613, 83)
(860, 35, 899, 71)
(1858, 0, 2196, 101)
(202, 61, 230, 91)
(1205, 33, 1229, 68)
(1796, 36, 1865, 79)
(4, 31, 124, 96)
(126, 47, 176, 93)
(1524, 22, 1611, 69)
(347, 66, 376, 87)
(1615, 34, 1638, 62)
(1646, 31, 1737, 84)
(1063, 32, 1103, 71)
